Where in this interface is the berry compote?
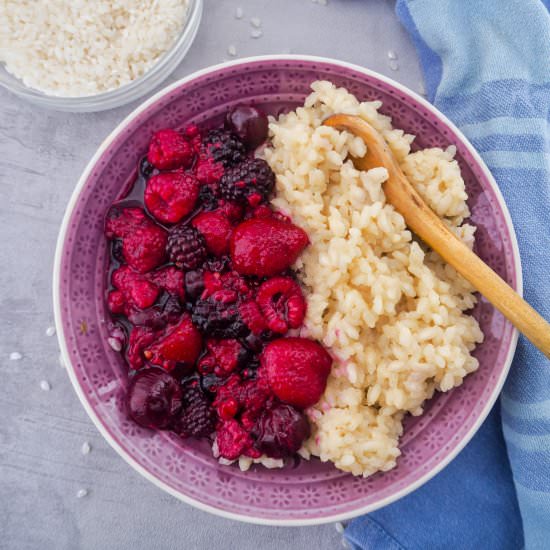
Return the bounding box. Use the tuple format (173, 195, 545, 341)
(104, 107, 332, 465)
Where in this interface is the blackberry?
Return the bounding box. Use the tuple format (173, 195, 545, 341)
(198, 184, 219, 211)
(192, 297, 248, 339)
(173, 381, 217, 438)
(167, 226, 207, 270)
(219, 158, 275, 205)
(203, 129, 246, 168)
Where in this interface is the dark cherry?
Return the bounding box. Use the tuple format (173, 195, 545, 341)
(126, 295, 182, 329)
(127, 368, 182, 429)
(225, 105, 269, 149)
(252, 403, 310, 458)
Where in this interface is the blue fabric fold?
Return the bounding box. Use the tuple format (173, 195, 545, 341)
(346, 1, 550, 548)
(346, 407, 523, 550)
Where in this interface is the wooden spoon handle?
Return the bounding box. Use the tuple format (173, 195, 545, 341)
(395, 178, 550, 359)
(324, 114, 550, 359)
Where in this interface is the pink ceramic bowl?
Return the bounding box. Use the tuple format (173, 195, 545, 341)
(53, 56, 520, 525)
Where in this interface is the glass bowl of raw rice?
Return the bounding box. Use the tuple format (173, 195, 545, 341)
(54, 55, 521, 524)
(0, 0, 202, 112)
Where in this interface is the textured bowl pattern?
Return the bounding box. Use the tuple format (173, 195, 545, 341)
(56, 58, 517, 523)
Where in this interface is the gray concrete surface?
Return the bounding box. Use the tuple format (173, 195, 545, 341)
(0, 1, 421, 548)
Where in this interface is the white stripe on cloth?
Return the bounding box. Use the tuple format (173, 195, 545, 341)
(482, 151, 550, 170)
(460, 117, 550, 139)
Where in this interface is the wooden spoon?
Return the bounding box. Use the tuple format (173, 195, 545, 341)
(324, 113, 550, 359)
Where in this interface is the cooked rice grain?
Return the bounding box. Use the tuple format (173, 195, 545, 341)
(263, 81, 483, 477)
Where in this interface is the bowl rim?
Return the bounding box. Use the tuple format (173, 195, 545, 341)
(53, 54, 521, 526)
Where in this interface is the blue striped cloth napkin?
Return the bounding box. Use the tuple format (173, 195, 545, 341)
(345, 1, 550, 548)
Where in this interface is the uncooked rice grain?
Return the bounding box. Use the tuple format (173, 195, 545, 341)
(0, 0, 189, 97)
(262, 81, 483, 477)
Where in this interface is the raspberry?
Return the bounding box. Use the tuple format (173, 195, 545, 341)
(198, 339, 244, 377)
(252, 402, 310, 458)
(106, 207, 168, 273)
(144, 316, 203, 371)
(238, 380, 272, 431)
(145, 170, 199, 224)
(191, 211, 232, 256)
(184, 124, 201, 142)
(216, 200, 245, 223)
(167, 226, 207, 269)
(201, 270, 251, 301)
(108, 290, 127, 315)
(195, 154, 225, 184)
(213, 375, 271, 431)
(238, 300, 267, 335)
(148, 267, 185, 301)
(127, 326, 157, 370)
(219, 158, 275, 205)
(202, 270, 224, 298)
(230, 218, 309, 277)
(147, 129, 194, 170)
(260, 338, 332, 409)
(109, 266, 160, 313)
(212, 374, 241, 406)
(109, 265, 185, 315)
(173, 379, 217, 438)
(203, 129, 246, 168)
(216, 419, 254, 460)
(256, 277, 306, 334)
(249, 204, 273, 219)
(105, 206, 151, 239)
(218, 398, 239, 420)
(123, 225, 168, 274)
(127, 368, 182, 429)
(192, 296, 248, 339)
